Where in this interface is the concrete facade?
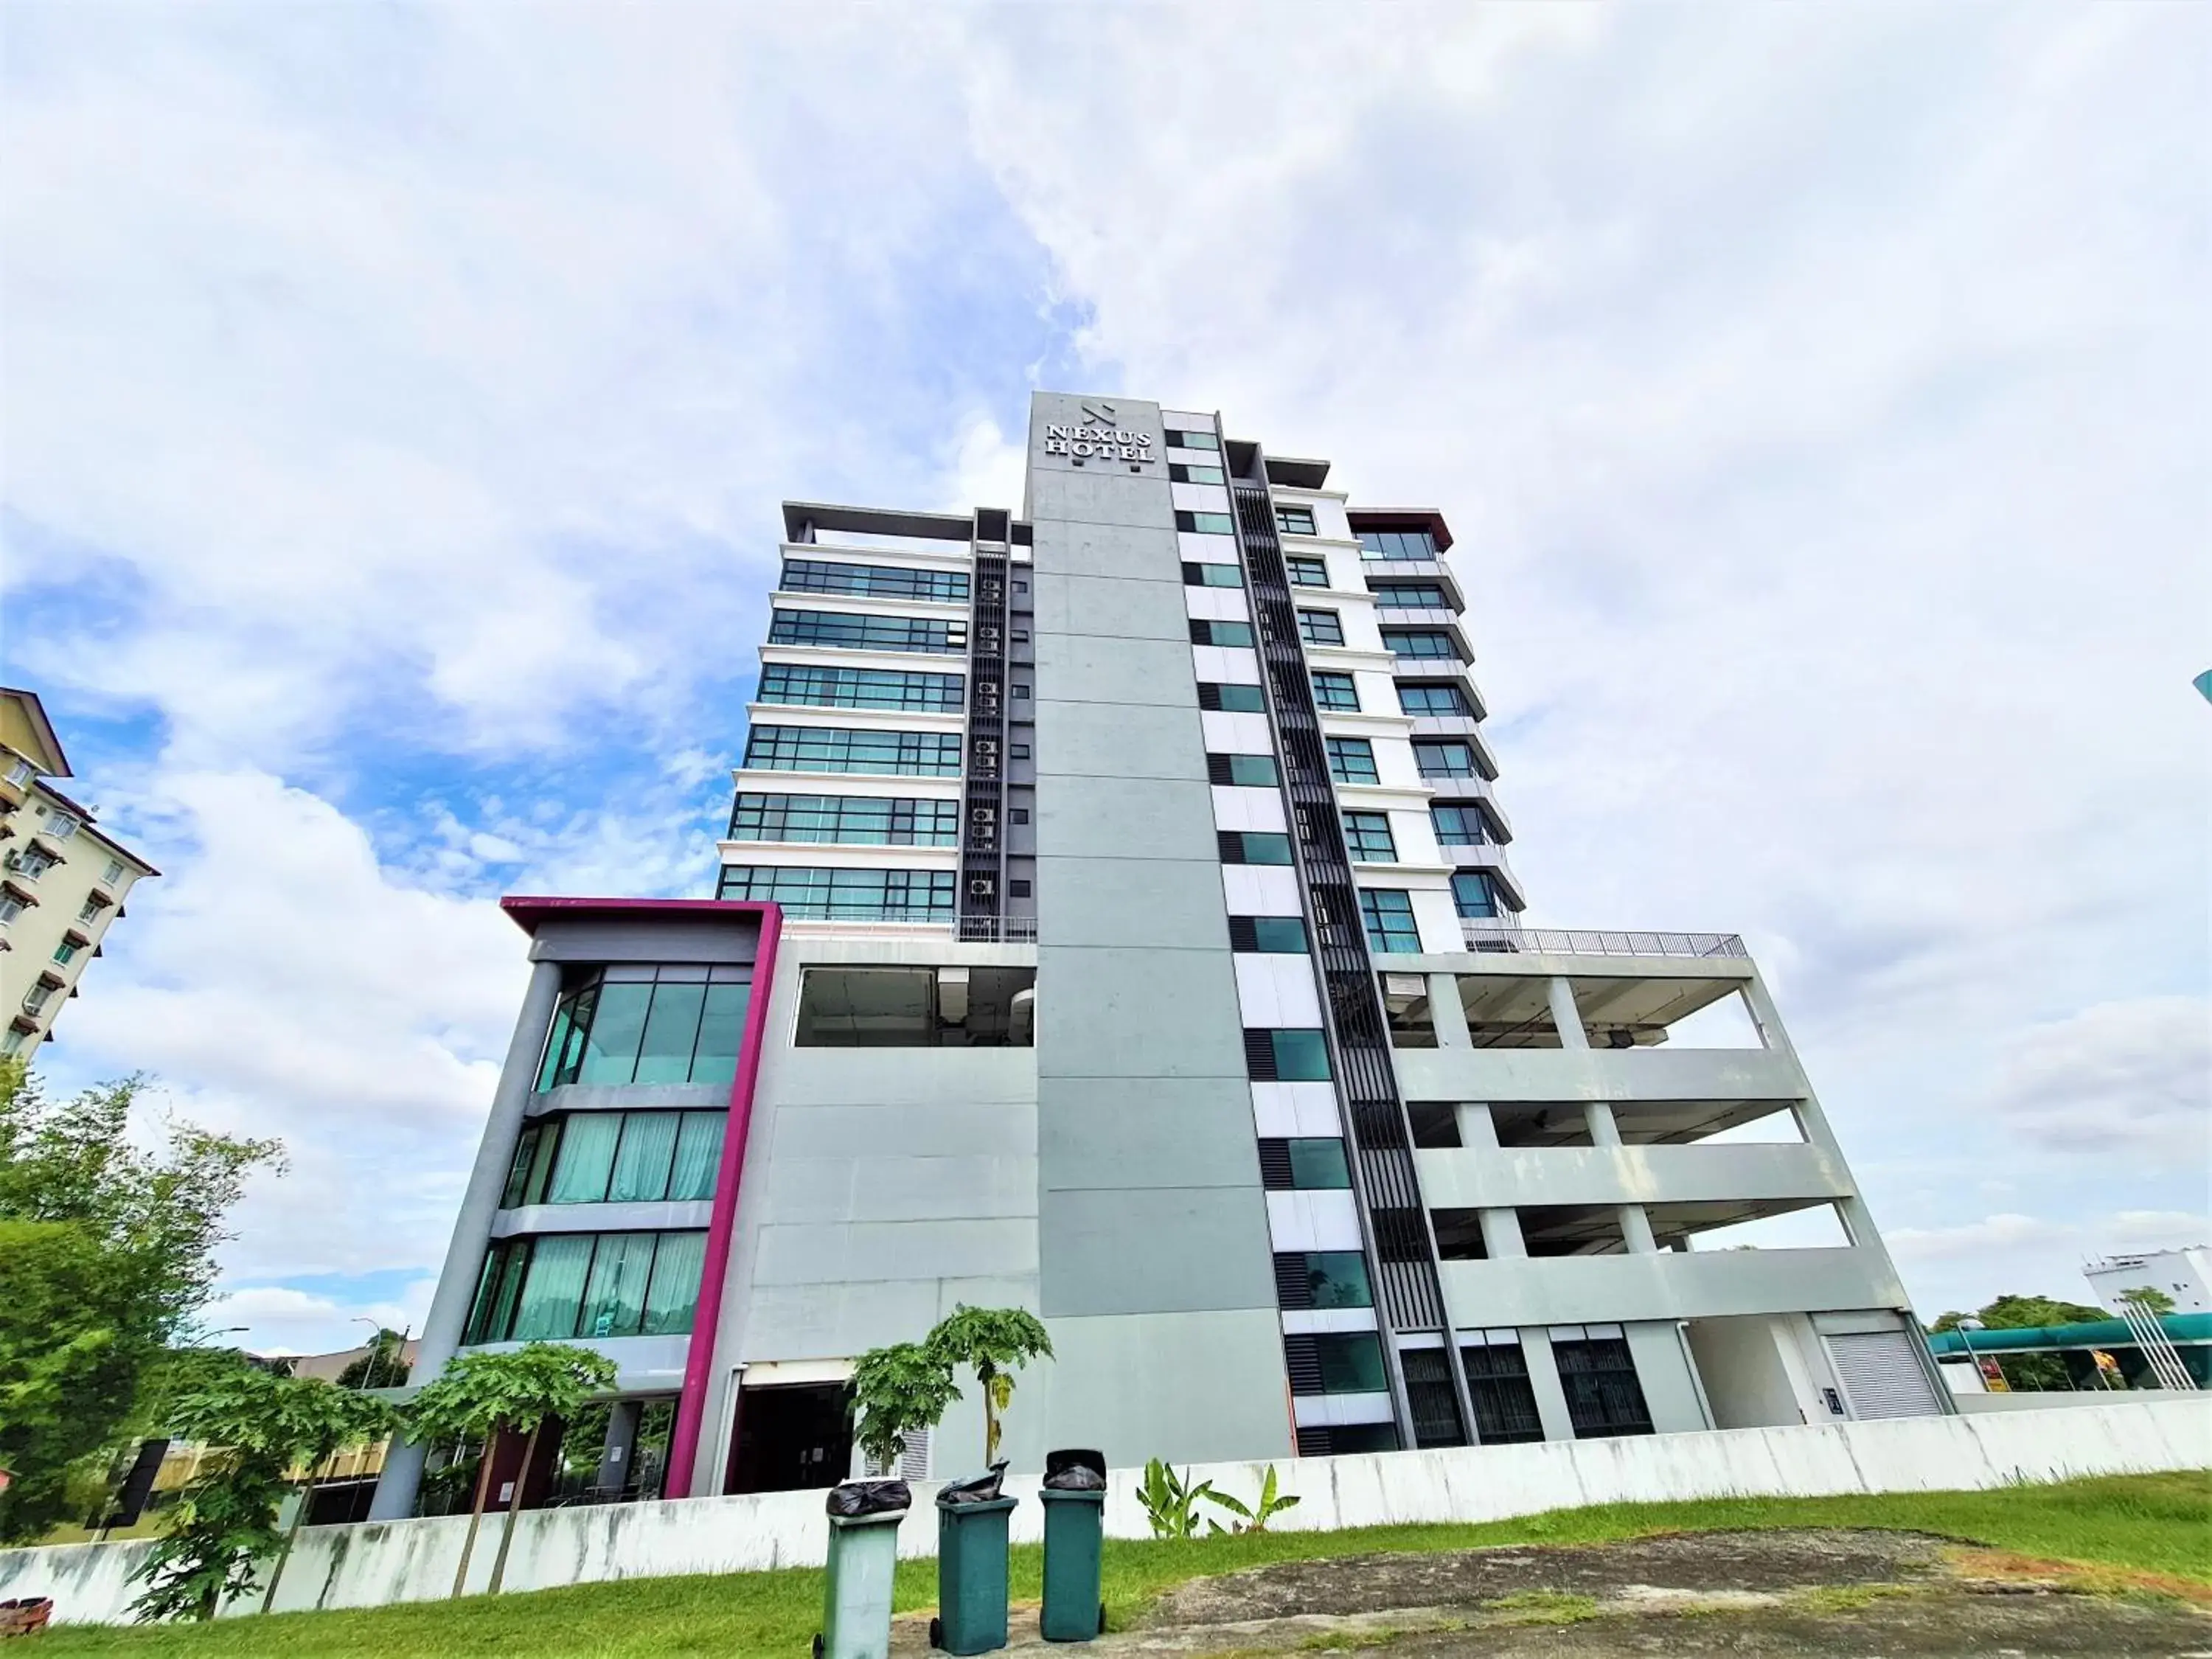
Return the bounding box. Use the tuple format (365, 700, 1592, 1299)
(372, 392, 1943, 1526)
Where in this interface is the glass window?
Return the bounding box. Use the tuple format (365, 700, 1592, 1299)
(579, 1230, 656, 1339)
(1432, 805, 1486, 846)
(778, 559, 968, 605)
(41, 811, 78, 841)
(1310, 672, 1360, 711)
(1325, 737, 1379, 785)
(466, 1231, 708, 1346)
(668, 1113, 725, 1200)
(1214, 754, 1280, 787)
(1181, 562, 1243, 588)
(1286, 1138, 1352, 1189)
(1398, 683, 1471, 717)
(1286, 555, 1329, 587)
(1249, 1028, 1332, 1081)
(1371, 582, 1449, 608)
(50, 939, 78, 966)
(1231, 916, 1308, 953)
(1297, 609, 1345, 647)
(757, 664, 964, 713)
(1276, 505, 1318, 535)
(717, 865, 956, 919)
(768, 609, 964, 655)
(1452, 872, 1500, 918)
(1554, 1337, 1655, 1437)
(1359, 888, 1422, 953)
(1356, 528, 1439, 561)
(1220, 832, 1295, 866)
(18, 848, 57, 877)
(100, 858, 128, 886)
(1381, 628, 1458, 660)
(1189, 619, 1256, 647)
(1170, 463, 1227, 484)
(608, 1112, 681, 1201)
(1342, 812, 1398, 862)
(1413, 740, 1479, 779)
(1164, 428, 1220, 451)
(640, 1231, 706, 1335)
(1277, 1251, 1373, 1310)
(728, 793, 959, 846)
(548, 1114, 620, 1203)
(1174, 510, 1237, 535)
(509, 1234, 596, 1340)
(538, 967, 752, 1091)
(1463, 1342, 1545, 1444)
(1200, 682, 1267, 713)
(0, 896, 24, 925)
(743, 726, 963, 776)
(1315, 1332, 1388, 1393)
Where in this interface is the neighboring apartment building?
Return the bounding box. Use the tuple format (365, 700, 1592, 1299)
(0, 688, 156, 1060)
(373, 394, 1944, 1520)
(2084, 1248, 2212, 1316)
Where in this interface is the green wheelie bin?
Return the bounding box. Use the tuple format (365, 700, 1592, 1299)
(929, 1467, 1016, 1655)
(815, 1480, 910, 1659)
(1038, 1450, 1107, 1642)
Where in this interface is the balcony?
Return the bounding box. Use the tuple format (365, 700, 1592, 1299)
(1456, 924, 1747, 959)
(1415, 1142, 1852, 1212)
(1439, 1245, 1906, 1328)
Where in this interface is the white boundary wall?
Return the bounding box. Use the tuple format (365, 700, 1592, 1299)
(4, 1398, 2205, 1627)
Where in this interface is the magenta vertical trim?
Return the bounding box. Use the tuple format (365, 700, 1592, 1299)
(661, 902, 782, 1500)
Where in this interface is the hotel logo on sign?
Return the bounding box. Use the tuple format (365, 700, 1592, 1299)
(1043, 401, 1155, 464)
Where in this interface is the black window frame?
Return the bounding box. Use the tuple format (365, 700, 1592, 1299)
(1310, 671, 1360, 712)
(1325, 736, 1379, 785)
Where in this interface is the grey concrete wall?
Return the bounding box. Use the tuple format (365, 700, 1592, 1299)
(1027, 391, 1291, 1460)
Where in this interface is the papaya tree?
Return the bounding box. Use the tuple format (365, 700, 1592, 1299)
(846, 1340, 959, 1476)
(404, 1343, 616, 1597)
(924, 1306, 1052, 1470)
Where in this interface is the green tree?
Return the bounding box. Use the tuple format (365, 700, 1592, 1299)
(335, 1328, 411, 1390)
(0, 1061, 282, 1543)
(128, 1363, 392, 1622)
(405, 1343, 616, 1598)
(2115, 1286, 2177, 1316)
(846, 1341, 959, 1475)
(925, 1306, 1052, 1470)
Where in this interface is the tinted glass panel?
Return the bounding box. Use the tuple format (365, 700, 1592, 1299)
(1311, 672, 1360, 711)
(1271, 1029, 1332, 1080)
(1286, 1138, 1352, 1189)
(1315, 1332, 1388, 1393)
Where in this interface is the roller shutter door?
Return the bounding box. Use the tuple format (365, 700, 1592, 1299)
(1826, 1329, 1942, 1419)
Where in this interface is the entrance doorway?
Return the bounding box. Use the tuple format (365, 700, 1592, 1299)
(727, 1382, 852, 1494)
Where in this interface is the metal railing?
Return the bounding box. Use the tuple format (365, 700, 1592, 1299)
(958, 914, 1037, 942)
(774, 912, 1038, 942)
(1458, 923, 1748, 959)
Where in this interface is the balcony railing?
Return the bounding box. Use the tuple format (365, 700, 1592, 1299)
(1458, 923, 1748, 959)
(958, 915, 1038, 942)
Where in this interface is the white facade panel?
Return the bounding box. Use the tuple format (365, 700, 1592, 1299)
(1251, 1082, 1342, 1138)
(1184, 586, 1252, 623)
(1161, 409, 1217, 430)
(1171, 481, 1234, 513)
(1280, 1307, 1380, 1336)
(1267, 1190, 1365, 1252)
(1221, 866, 1304, 917)
(1408, 887, 1465, 953)
(1178, 532, 1239, 560)
(1354, 671, 1404, 722)
(1233, 953, 1324, 1028)
(1388, 808, 1445, 866)
(1200, 711, 1276, 754)
(1291, 1391, 1396, 1427)
(1192, 644, 1262, 684)
(1211, 786, 1288, 834)
(1371, 732, 1426, 790)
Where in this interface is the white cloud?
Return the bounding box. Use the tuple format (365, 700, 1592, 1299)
(207, 1280, 435, 1359)
(1983, 997, 2211, 1158)
(1888, 1206, 2211, 1316)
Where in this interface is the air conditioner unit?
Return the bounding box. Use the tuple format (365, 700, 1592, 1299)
(968, 876, 995, 897)
(973, 806, 997, 823)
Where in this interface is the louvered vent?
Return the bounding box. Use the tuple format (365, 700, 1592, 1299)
(1281, 1334, 1324, 1395)
(1256, 1140, 1294, 1189)
(1243, 1029, 1279, 1080)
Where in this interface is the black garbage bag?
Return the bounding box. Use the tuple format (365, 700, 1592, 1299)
(1043, 1449, 1106, 1490)
(826, 1478, 911, 1517)
(939, 1461, 1008, 1505)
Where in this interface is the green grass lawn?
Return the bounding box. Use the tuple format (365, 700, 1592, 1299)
(24, 1470, 2209, 1656)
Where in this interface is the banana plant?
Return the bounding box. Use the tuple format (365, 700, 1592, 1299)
(1202, 1463, 1301, 1535)
(1136, 1458, 1217, 1540)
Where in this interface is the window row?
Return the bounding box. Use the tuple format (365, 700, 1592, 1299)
(1183, 561, 1243, 588)
(779, 558, 969, 605)
(1170, 461, 1226, 484)
(1381, 627, 1460, 661)
(504, 1110, 726, 1208)
(1357, 528, 1440, 561)
(1164, 427, 1220, 452)
(464, 1229, 706, 1346)
(1258, 1137, 1352, 1191)
(1228, 915, 1309, 954)
(1287, 1335, 1655, 1450)
(1189, 619, 1256, 648)
(537, 966, 751, 1091)
(1197, 682, 1267, 713)
(1273, 1250, 1371, 1311)
(1206, 753, 1279, 787)
(715, 865, 956, 919)
(1413, 739, 1485, 779)
(1431, 804, 1491, 846)
(1175, 510, 1236, 536)
(1368, 581, 1450, 608)
(743, 726, 964, 776)
(728, 792, 959, 846)
(758, 664, 964, 713)
(1219, 830, 1294, 866)
(1245, 1027, 1332, 1081)
(1398, 682, 1472, 717)
(768, 609, 966, 655)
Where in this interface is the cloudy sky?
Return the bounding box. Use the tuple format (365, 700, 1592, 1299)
(4, 3, 2205, 1354)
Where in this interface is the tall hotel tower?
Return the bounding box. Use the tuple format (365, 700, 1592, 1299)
(374, 394, 1944, 1520)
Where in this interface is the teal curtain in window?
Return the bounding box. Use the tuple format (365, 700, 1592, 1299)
(510, 1235, 594, 1340)
(579, 981, 654, 1083)
(667, 1114, 725, 1200)
(640, 1231, 706, 1335)
(633, 980, 708, 1085)
(690, 981, 749, 1084)
(579, 1232, 654, 1340)
(608, 1112, 681, 1202)
(548, 1114, 620, 1203)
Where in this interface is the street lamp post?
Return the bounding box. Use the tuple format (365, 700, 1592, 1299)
(1956, 1316, 1994, 1392)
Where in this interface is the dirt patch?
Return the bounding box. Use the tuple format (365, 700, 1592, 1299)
(1141, 1528, 1950, 1627)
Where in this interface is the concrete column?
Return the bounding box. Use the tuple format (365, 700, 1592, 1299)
(1478, 1207, 1526, 1259)
(1545, 976, 1588, 1049)
(1618, 1204, 1658, 1253)
(1582, 1101, 1622, 1147)
(1517, 1329, 1578, 1441)
(594, 1399, 643, 1495)
(1456, 1102, 1500, 1150)
(370, 957, 565, 1522)
(1427, 973, 1471, 1048)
